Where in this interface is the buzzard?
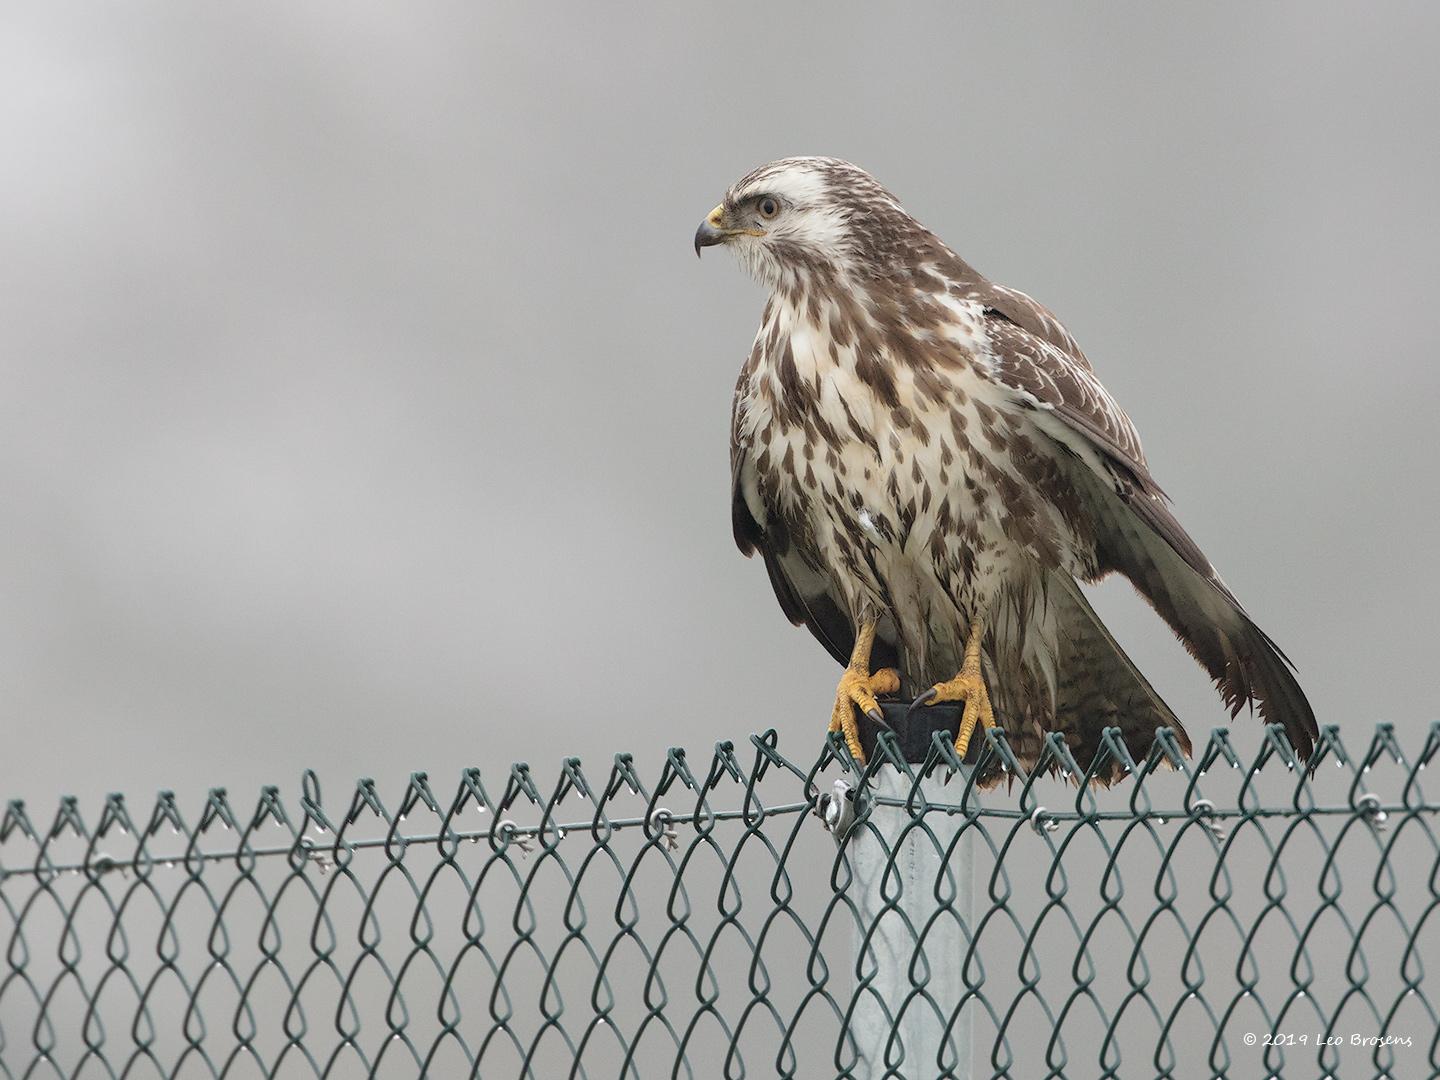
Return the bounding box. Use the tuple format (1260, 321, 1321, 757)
(695, 157, 1317, 781)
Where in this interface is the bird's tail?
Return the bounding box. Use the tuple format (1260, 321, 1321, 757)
(998, 576, 1191, 785)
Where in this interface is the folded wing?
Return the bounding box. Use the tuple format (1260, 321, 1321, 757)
(970, 282, 1318, 759)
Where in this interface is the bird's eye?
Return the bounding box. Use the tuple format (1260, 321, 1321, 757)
(758, 197, 779, 219)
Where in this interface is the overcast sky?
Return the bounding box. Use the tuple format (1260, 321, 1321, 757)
(1, 3, 1437, 812)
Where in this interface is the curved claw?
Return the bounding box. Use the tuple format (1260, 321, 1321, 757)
(907, 688, 939, 717)
(830, 666, 900, 763)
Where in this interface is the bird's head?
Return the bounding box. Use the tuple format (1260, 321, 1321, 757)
(694, 157, 928, 289)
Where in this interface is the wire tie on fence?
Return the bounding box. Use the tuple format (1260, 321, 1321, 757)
(1190, 798, 1227, 841)
(649, 808, 679, 852)
(497, 819, 533, 856)
(295, 837, 334, 875)
(1357, 792, 1388, 832)
(1029, 806, 1057, 835)
(89, 854, 127, 879)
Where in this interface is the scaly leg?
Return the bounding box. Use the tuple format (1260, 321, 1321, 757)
(829, 620, 900, 762)
(912, 616, 996, 759)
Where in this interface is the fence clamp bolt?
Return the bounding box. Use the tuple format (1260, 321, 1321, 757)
(816, 779, 856, 836)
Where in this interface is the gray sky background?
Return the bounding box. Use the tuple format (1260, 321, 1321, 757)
(2, 3, 1437, 811)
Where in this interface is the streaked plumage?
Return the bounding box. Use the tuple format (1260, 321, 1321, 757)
(698, 157, 1317, 782)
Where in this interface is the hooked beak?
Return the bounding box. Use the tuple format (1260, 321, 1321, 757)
(693, 203, 765, 257)
(693, 204, 728, 257)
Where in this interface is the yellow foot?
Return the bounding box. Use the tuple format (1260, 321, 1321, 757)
(914, 671, 996, 758)
(911, 616, 997, 759)
(829, 666, 900, 762)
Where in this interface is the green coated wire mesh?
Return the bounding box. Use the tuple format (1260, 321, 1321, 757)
(1, 720, 1437, 1079)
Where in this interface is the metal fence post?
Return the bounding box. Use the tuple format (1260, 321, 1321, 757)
(847, 706, 974, 1080)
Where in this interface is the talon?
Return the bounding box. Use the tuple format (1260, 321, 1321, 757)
(826, 622, 897, 764)
(912, 616, 998, 761)
(910, 687, 938, 709)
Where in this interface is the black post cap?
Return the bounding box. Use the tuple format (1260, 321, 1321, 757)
(854, 699, 964, 764)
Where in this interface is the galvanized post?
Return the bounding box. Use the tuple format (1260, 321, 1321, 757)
(843, 705, 975, 1079)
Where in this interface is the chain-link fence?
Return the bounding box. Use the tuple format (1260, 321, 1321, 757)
(2, 720, 1436, 1079)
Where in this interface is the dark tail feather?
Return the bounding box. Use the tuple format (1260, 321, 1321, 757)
(1046, 576, 1190, 784)
(1222, 619, 1317, 761)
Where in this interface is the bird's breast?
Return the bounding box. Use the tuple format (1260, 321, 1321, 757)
(741, 303, 1015, 570)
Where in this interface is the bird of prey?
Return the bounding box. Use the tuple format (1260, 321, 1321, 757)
(695, 157, 1317, 781)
